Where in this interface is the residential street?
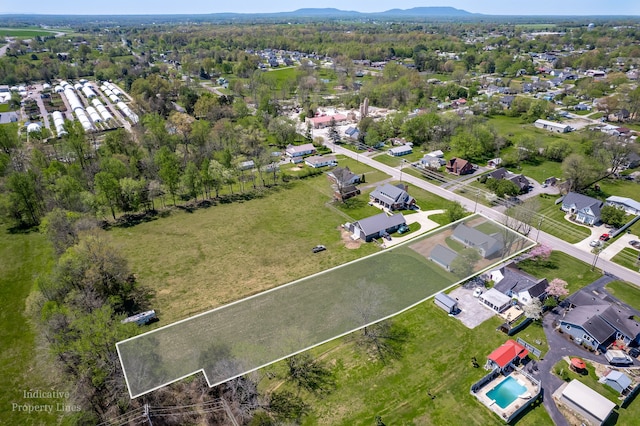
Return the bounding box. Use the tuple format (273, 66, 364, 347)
(325, 139, 640, 425)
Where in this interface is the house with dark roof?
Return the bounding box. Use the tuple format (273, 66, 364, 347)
(490, 263, 548, 305)
(350, 213, 406, 242)
(451, 223, 504, 258)
(485, 340, 529, 372)
(344, 126, 360, 140)
(560, 289, 640, 351)
(369, 183, 416, 211)
(429, 244, 458, 271)
(561, 192, 603, 225)
(327, 166, 360, 186)
(445, 157, 473, 175)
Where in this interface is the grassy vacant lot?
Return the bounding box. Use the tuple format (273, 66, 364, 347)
(372, 151, 424, 167)
(517, 160, 563, 184)
(110, 176, 383, 323)
(518, 251, 602, 295)
(0, 226, 62, 425)
(261, 301, 552, 426)
(536, 194, 591, 243)
(333, 155, 390, 184)
(606, 281, 640, 310)
(611, 248, 640, 271)
(587, 178, 640, 201)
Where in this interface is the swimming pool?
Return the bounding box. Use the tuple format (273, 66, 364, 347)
(486, 376, 527, 409)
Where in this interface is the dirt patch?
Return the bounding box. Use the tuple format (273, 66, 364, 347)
(408, 228, 452, 260)
(290, 166, 302, 171)
(339, 226, 362, 249)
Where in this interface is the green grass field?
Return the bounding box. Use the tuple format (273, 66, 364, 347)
(605, 281, 640, 310)
(0, 28, 57, 38)
(516, 160, 563, 184)
(261, 301, 552, 426)
(0, 226, 63, 425)
(518, 251, 602, 295)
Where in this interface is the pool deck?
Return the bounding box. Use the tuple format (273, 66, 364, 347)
(474, 370, 541, 421)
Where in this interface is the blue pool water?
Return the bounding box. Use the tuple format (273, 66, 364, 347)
(486, 376, 527, 409)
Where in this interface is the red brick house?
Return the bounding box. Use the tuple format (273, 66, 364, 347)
(445, 157, 473, 175)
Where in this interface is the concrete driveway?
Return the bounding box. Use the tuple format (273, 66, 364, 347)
(383, 209, 444, 248)
(447, 286, 496, 329)
(600, 230, 640, 261)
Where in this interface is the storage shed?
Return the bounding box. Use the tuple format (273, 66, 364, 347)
(434, 292, 458, 314)
(557, 380, 615, 426)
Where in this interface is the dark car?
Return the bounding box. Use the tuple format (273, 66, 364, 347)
(629, 347, 640, 358)
(630, 240, 640, 249)
(312, 245, 326, 253)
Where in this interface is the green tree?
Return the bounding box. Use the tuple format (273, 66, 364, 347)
(94, 171, 121, 220)
(600, 205, 626, 228)
(450, 248, 481, 278)
(446, 201, 467, 223)
(154, 147, 181, 205)
(181, 162, 202, 202)
(6, 170, 44, 227)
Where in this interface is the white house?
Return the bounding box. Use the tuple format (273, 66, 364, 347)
(534, 119, 571, 133)
(285, 143, 316, 158)
(305, 155, 337, 168)
(605, 196, 640, 215)
(387, 144, 413, 157)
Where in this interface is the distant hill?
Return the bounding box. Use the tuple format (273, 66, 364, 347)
(377, 7, 475, 16)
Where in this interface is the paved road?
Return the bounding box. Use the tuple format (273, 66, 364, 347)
(326, 139, 640, 425)
(327, 140, 640, 286)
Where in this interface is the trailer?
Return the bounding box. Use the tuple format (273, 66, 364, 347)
(122, 310, 157, 326)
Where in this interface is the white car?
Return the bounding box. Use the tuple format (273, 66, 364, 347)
(473, 288, 484, 298)
(589, 240, 601, 247)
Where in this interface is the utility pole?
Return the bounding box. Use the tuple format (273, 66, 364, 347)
(591, 246, 602, 271)
(535, 216, 544, 242)
(474, 189, 480, 213)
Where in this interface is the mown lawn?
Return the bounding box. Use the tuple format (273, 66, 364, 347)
(610, 247, 640, 272)
(518, 251, 602, 295)
(536, 194, 591, 244)
(606, 280, 640, 310)
(0, 28, 57, 37)
(516, 160, 564, 184)
(0, 226, 62, 425)
(261, 301, 553, 426)
(333, 155, 390, 184)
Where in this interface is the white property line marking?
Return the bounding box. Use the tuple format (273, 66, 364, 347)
(116, 215, 535, 399)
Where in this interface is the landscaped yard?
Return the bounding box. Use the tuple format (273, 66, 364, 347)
(536, 194, 592, 244)
(606, 281, 640, 310)
(553, 360, 619, 403)
(518, 251, 602, 295)
(260, 301, 553, 426)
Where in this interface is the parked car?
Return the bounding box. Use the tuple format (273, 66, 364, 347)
(397, 225, 409, 234)
(473, 288, 484, 298)
(605, 349, 634, 365)
(589, 240, 602, 247)
(630, 240, 640, 249)
(629, 347, 640, 358)
(599, 233, 610, 241)
(312, 245, 326, 253)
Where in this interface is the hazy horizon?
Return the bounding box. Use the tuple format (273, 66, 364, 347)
(1, 0, 638, 16)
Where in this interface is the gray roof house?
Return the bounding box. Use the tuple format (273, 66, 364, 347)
(369, 183, 416, 211)
(387, 144, 413, 157)
(327, 166, 360, 186)
(434, 292, 458, 314)
(420, 154, 446, 169)
(487, 168, 530, 192)
(490, 263, 548, 305)
(604, 370, 633, 394)
(561, 192, 603, 225)
(478, 288, 512, 313)
(350, 213, 406, 242)
(429, 244, 458, 271)
(451, 224, 504, 258)
(560, 289, 640, 351)
(605, 196, 640, 215)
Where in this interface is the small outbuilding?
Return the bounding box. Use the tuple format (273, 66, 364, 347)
(434, 292, 458, 314)
(603, 370, 633, 394)
(26, 122, 42, 133)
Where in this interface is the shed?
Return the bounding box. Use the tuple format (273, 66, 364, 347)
(26, 122, 42, 133)
(434, 292, 458, 314)
(429, 244, 458, 271)
(604, 370, 633, 394)
(557, 380, 616, 426)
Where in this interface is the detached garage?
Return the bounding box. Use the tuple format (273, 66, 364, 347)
(556, 380, 616, 426)
(434, 292, 458, 314)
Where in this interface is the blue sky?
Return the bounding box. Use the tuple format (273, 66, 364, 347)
(1, 0, 638, 15)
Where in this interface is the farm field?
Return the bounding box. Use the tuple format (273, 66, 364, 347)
(0, 28, 59, 37)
